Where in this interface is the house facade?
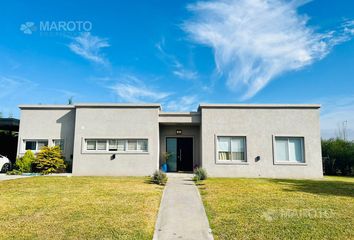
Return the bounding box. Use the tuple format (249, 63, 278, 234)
(17, 103, 323, 178)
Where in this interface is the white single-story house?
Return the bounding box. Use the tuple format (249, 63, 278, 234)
(17, 103, 323, 178)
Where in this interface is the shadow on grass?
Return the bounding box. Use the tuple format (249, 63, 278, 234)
(269, 178, 354, 198)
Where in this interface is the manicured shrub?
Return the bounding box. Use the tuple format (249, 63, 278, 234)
(151, 170, 168, 185)
(193, 167, 207, 181)
(15, 150, 35, 173)
(33, 146, 66, 175)
(6, 169, 22, 175)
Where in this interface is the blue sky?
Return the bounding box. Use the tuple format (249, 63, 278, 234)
(0, 0, 354, 139)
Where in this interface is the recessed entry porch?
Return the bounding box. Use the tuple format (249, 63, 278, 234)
(159, 112, 201, 173)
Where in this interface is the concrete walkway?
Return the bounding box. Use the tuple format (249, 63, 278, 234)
(0, 174, 30, 181)
(0, 173, 72, 181)
(153, 173, 213, 240)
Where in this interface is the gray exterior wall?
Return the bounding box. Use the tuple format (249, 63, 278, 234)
(159, 125, 201, 167)
(17, 103, 323, 179)
(17, 106, 75, 162)
(200, 106, 323, 178)
(72, 106, 160, 176)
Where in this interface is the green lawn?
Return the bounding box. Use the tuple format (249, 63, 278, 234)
(199, 176, 354, 240)
(0, 177, 163, 240)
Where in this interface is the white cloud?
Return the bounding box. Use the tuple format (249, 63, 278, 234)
(0, 76, 79, 117)
(320, 96, 354, 140)
(99, 72, 200, 111)
(172, 69, 198, 80)
(68, 32, 110, 65)
(164, 95, 199, 111)
(183, 0, 354, 99)
(109, 74, 171, 102)
(0, 76, 36, 98)
(156, 40, 198, 80)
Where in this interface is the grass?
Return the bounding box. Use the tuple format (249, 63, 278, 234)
(0, 176, 163, 240)
(198, 176, 354, 240)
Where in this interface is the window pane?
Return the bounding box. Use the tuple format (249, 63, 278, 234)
(97, 140, 107, 150)
(54, 139, 64, 151)
(231, 137, 244, 152)
(231, 137, 245, 160)
(276, 138, 288, 161)
(137, 140, 148, 152)
(87, 140, 96, 150)
(232, 152, 244, 160)
(218, 137, 231, 160)
(218, 152, 231, 160)
(289, 138, 304, 162)
(109, 140, 118, 151)
(128, 140, 137, 150)
(117, 140, 125, 151)
(37, 141, 48, 150)
(25, 141, 36, 150)
(218, 137, 230, 151)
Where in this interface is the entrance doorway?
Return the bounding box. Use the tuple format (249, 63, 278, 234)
(166, 137, 193, 172)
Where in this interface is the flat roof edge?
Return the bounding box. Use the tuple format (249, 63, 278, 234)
(198, 104, 321, 109)
(19, 105, 75, 109)
(19, 103, 162, 109)
(75, 103, 161, 108)
(159, 112, 200, 116)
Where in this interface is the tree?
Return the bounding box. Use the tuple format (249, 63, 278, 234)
(33, 146, 66, 174)
(322, 138, 354, 176)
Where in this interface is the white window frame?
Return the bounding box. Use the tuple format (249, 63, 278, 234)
(215, 135, 248, 165)
(86, 140, 98, 151)
(108, 139, 119, 151)
(82, 138, 149, 154)
(127, 139, 138, 151)
(23, 139, 48, 153)
(273, 135, 306, 165)
(96, 140, 108, 151)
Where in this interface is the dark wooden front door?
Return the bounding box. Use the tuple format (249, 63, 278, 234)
(166, 137, 193, 172)
(177, 138, 193, 172)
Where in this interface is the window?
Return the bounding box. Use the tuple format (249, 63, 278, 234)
(109, 140, 118, 151)
(275, 137, 304, 163)
(137, 140, 148, 151)
(37, 141, 47, 150)
(25, 141, 36, 151)
(86, 140, 96, 150)
(117, 140, 125, 151)
(85, 139, 148, 153)
(127, 140, 137, 151)
(53, 139, 65, 152)
(24, 140, 48, 151)
(97, 140, 107, 150)
(217, 136, 246, 162)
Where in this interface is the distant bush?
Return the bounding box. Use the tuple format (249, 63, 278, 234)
(322, 139, 354, 176)
(151, 170, 168, 185)
(15, 150, 35, 173)
(193, 167, 207, 181)
(33, 146, 66, 175)
(6, 169, 22, 175)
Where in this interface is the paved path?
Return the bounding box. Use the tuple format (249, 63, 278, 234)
(0, 173, 72, 181)
(153, 173, 213, 240)
(0, 174, 30, 181)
